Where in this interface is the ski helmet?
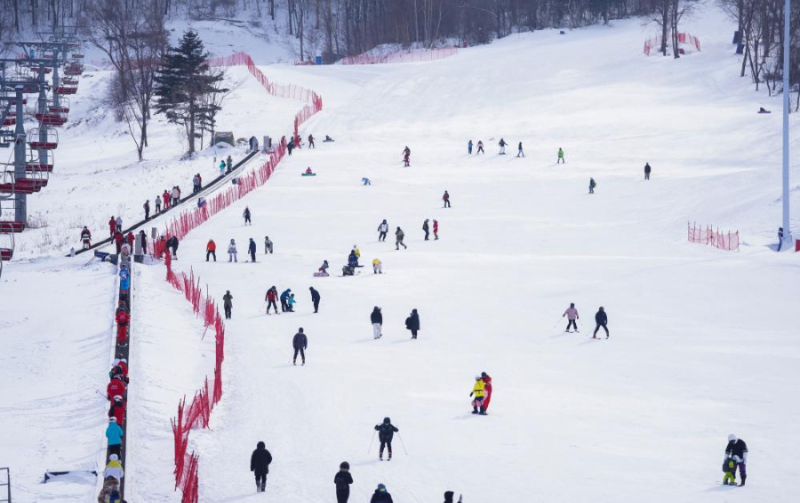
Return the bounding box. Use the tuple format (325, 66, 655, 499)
(728, 434, 737, 442)
(475, 375, 482, 381)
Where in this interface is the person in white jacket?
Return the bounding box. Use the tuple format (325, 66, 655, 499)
(228, 239, 238, 262)
(103, 454, 124, 481)
(563, 303, 579, 333)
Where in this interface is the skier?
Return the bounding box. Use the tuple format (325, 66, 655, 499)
(395, 227, 407, 250)
(563, 303, 579, 332)
(517, 141, 525, 157)
(250, 441, 273, 493)
(206, 239, 217, 262)
(470, 375, 487, 415)
(557, 147, 565, 164)
(477, 140, 485, 154)
(371, 484, 394, 503)
(243, 207, 252, 225)
(348, 249, 359, 268)
(443, 190, 451, 208)
(353, 245, 361, 260)
(80, 226, 92, 249)
(162, 189, 170, 210)
(468, 139, 473, 154)
(592, 306, 609, 339)
(498, 138, 507, 155)
(644, 162, 652, 180)
(280, 288, 292, 312)
(372, 258, 382, 274)
(264, 236, 273, 254)
(223, 290, 233, 319)
(228, 239, 238, 262)
(589, 177, 596, 194)
(292, 327, 307, 365)
(362, 177, 371, 185)
(105, 417, 124, 457)
(405, 309, 420, 339)
(103, 454, 124, 481)
(287, 137, 295, 155)
(248, 238, 257, 262)
(725, 434, 748, 486)
(139, 230, 148, 254)
(423, 219, 430, 240)
(155, 194, 161, 213)
(226, 155, 233, 173)
(308, 134, 315, 148)
(144, 199, 150, 220)
(265, 286, 279, 314)
(334, 461, 353, 503)
(481, 372, 493, 412)
(309, 287, 321, 313)
(116, 306, 129, 347)
(374, 418, 399, 461)
(377, 219, 389, 242)
(108, 216, 117, 237)
(371, 306, 383, 339)
(433, 219, 439, 240)
(402, 146, 411, 167)
(108, 395, 125, 426)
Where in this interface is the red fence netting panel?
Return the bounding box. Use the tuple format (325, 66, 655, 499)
(688, 222, 739, 251)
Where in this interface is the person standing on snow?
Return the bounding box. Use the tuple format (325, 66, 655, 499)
(372, 258, 383, 274)
(248, 238, 257, 262)
(470, 375, 487, 415)
(644, 162, 652, 180)
(109, 216, 117, 237)
(563, 303, 579, 333)
(287, 137, 295, 155)
(498, 138, 508, 155)
(377, 219, 389, 242)
(223, 290, 233, 319)
(374, 418, 399, 461)
(292, 327, 307, 365)
(443, 190, 451, 208)
(308, 134, 315, 148)
(280, 288, 292, 312)
(106, 417, 124, 457)
(309, 287, 321, 313)
(517, 141, 525, 157)
(423, 219, 430, 240)
(144, 199, 150, 220)
(725, 434, 748, 486)
(80, 226, 92, 249)
(108, 395, 125, 426)
(126, 231, 135, 249)
(592, 306, 609, 339)
(371, 306, 383, 339)
(264, 236, 274, 254)
(250, 441, 273, 492)
(243, 207, 252, 225)
(557, 147, 565, 164)
(116, 305, 129, 347)
(395, 227, 407, 250)
(402, 146, 411, 167)
(433, 219, 439, 240)
(334, 461, 353, 503)
(405, 309, 420, 339)
(481, 372, 493, 412)
(139, 230, 148, 254)
(477, 140, 485, 154)
(206, 239, 217, 262)
(162, 189, 171, 210)
(228, 239, 238, 262)
(265, 286, 279, 314)
(371, 483, 394, 503)
(589, 177, 596, 194)
(114, 231, 124, 254)
(155, 194, 162, 213)
(226, 155, 233, 173)
(103, 454, 124, 482)
(219, 160, 226, 175)
(115, 216, 123, 232)
(468, 140, 473, 154)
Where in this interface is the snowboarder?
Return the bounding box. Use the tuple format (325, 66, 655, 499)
(334, 461, 353, 503)
(80, 226, 92, 249)
(250, 441, 273, 492)
(144, 200, 150, 220)
(589, 177, 596, 194)
(405, 309, 420, 339)
(171, 186, 180, 206)
(248, 238, 257, 262)
(103, 454, 124, 481)
(477, 140, 485, 154)
(206, 239, 217, 262)
(371, 306, 383, 339)
(308, 134, 315, 148)
(155, 195, 161, 213)
(443, 190, 451, 208)
(228, 239, 238, 262)
(243, 207, 252, 225)
(371, 484, 394, 503)
(318, 260, 330, 276)
(517, 141, 525, 157)
(592, 306, 609, 339)
(395, 227, 407, 250)
(644, 162, 651, 180)
(108, 217, 117, 237)
(557, 147, 565, 164)
(374, 418, 399, 461)
(192, 174, 200, 194)
(498, 138, 507, 155)
(433, 219, 439, 240)
(725, 434, 748, 486)
(292, 327, 307, 365)
(723, 454, 739, 486)
(265, 286, 279, 314)
(116, 306, 129, 347)
(402, 146, 411, 167)
(481, 372, 493, 412)
(324, 135, 334, 142)
(309, 287, 320, 313)
(777, 227, 784, 251)
(470, 375, 487, 415)
(226, 155, 233, 173)
(106, 417, 124, 457)
(563, 303, 579, 332)
(423, 219, 430, 240)
(280, 288, 292, 312)
(264, 236, 273, 254)
(372, 258, 382, 274)
(108, 395, 125, 426)
(468, 140, 473, 154)
(377, 219, 389, 241)
(223, 290, 233, 319)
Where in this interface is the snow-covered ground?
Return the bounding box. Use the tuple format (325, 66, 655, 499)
(2, 1, 800, 502)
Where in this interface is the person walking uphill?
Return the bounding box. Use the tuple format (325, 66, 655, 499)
(250, 441, 273, 493)
(334, 462, 353, 503)
(106, 417, 124, 457)
(593, 306, 609, 339)
(371, 306, 383, 339)
(374, 417, 399, 461)
(309, 287, 320, 313)
(470, 375, 487, 415)
(563, 303, 579, 333)
(223, 290, 233, 319)
(517, 141, 525, 157)
(405, 309, 420, 339)
(292, 327, 307, 365)
(644, 162, 652, 180)
(725, 434, 748, 486)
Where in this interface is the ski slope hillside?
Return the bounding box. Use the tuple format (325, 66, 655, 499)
(125, 2, 799, 503)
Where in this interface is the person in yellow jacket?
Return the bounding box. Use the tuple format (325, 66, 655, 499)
(372, 258, 382, 274)
(469, 375, 487, 415)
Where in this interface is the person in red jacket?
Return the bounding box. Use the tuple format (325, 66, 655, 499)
(114, 231, 124, 254)
(162, 190, 170, 210)
(108, 395, 126, 426)
(110, 358, 128, 381)
(116, 307, 129, 346)
(433, 220, 439, 240)
(481, 372, 493, 412)
(109, 217, 117, 237)
(265, 286, 279, 315)
(126, 231, 135, 248)
(107, 375, 127, 400)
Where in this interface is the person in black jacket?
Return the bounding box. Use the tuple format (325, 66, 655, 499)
(167, 235, 179, 258)
(223, 290, 233, 319)
(371, 306, 383, 339)
(422, 219, 430, 240)
(250, 441, 272, 492)
(292, 328, 308, 365)
(592, 306, 609, 339)
(374, 417, 399, 460)
(644, 162, 652, 180)
(309, 287, 321, 313)
(248, 238, 257, 262)
(370, 483, 393, 503)
(725, 434, 748, 486)
(405, 309, 420, 339)
(334, 461, 353, 503)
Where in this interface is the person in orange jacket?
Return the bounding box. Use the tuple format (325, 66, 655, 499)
(107, 375, 127, 400)
(108, 395, 126, 426)
(115, 307, 129, 346)
(108, 217, 117, 237)
(206, 239, 217, 262)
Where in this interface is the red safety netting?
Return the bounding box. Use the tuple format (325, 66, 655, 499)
(341, 46, 458, 65)
(688, 222, 740, 251)
(644, 33, 701, 56)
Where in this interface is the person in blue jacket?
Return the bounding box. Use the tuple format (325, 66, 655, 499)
(106, 417, 124, 456)
(280, 288, 292, 312)
(467, 140, 473, 154)
(248, 238, 257, 262)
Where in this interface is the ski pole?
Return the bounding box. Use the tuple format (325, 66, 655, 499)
(397, 432, 409, 455)
(367, 431, 376, 454)
(552, 315, 564, 328)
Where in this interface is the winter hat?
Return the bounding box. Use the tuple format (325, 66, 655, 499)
(383, 417, 391, 424)
(377, 483, 386, 492)
(257, 441, 266, 449)
(475, 375, 482, 381)
(340, 461, 350, 470)
(481, 372, 487, 378)
(109, 454, 119, 461)
(728, 434, 737, 442)
(109, 417, 117, 422)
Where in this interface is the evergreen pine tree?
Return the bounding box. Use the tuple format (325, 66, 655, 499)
(153, 30, 227, 155)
